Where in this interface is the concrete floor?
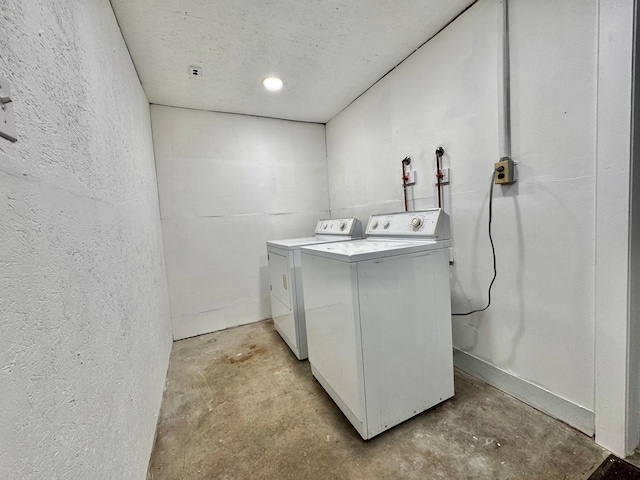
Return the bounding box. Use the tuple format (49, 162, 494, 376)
(147, 319, 610, 480)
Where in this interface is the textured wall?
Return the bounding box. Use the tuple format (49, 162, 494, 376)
(0, 1, 172, 479)
(151, 105, 329, 340)
(326, 0, 597, 428)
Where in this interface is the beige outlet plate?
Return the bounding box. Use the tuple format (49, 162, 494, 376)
(494, 159, 515, 184)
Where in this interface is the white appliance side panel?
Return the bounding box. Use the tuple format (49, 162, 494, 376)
(301, 253, 365, 422)
(268, 250, 299, 357)
(292, 249, 308, 359)
(358, 249, 454, 438)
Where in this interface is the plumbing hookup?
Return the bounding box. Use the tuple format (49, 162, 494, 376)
(400, 147, 446, 212)
(401, 156, 411, 211)
(435, 147, 444, 209)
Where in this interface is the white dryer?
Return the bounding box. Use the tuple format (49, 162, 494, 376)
(300, 209, 453, 439)
(267, 218, 362, 360)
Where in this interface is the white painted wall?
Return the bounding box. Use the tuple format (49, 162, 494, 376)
(326, 0, 599, 434)
(152, 106, 329, 340)
(594, 0, 637, 456)
(0, 1, 172, 479)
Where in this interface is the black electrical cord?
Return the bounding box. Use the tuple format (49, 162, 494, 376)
(452, 170, 498, 316)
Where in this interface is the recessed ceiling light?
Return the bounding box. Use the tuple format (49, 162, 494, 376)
(263, 77, 283, 92)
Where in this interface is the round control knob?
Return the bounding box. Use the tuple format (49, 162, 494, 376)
(383, 221, 390, 229)
(323, 223, 328, 229)
(411, 217, 423, 228)
(371, 221, 379, 229)
(339, 221, 346, 231)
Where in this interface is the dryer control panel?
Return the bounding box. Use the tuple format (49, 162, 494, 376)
(315, 217, 363, 236)
(366, 209, 450, 239)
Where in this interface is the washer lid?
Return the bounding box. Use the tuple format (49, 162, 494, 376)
(267, 217, 363, 250)
(267, 235, 360, 250)
(300, 238, 452, 263)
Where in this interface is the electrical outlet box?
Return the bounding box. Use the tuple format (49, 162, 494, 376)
(494, 158, 516, 184)
(406, 170, 416, 185)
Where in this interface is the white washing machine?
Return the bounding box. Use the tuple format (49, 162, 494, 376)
(300, 209, 453, 439)
(267, 218, 362, 360)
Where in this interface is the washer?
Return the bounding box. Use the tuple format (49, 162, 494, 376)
(300, 209, 453, 439)
(267, 218, 362, 360)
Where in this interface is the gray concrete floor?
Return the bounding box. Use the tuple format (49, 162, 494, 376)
(147, 319, 611, 480)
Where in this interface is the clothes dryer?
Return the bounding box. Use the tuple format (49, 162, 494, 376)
(267, 218, 362, 360)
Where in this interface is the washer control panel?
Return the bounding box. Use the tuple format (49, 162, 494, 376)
(365, 209, 450, 239)
(315, 217, 363, 236)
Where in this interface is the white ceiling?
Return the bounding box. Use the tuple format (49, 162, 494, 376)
(110, 0, 475, 123)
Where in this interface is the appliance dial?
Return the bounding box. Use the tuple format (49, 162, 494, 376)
(339, 221, 346, 230)
(371, 221, 379, 229)
(411, 217, 423, 228)
(383, 221, 390, 229)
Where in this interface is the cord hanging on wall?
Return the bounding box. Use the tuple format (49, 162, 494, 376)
(452, 168, 499, 316)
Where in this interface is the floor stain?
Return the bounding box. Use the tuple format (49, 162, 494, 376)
(228, 346, 267, 364)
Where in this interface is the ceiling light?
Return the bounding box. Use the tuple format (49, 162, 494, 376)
(263, 77, 283, 92)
